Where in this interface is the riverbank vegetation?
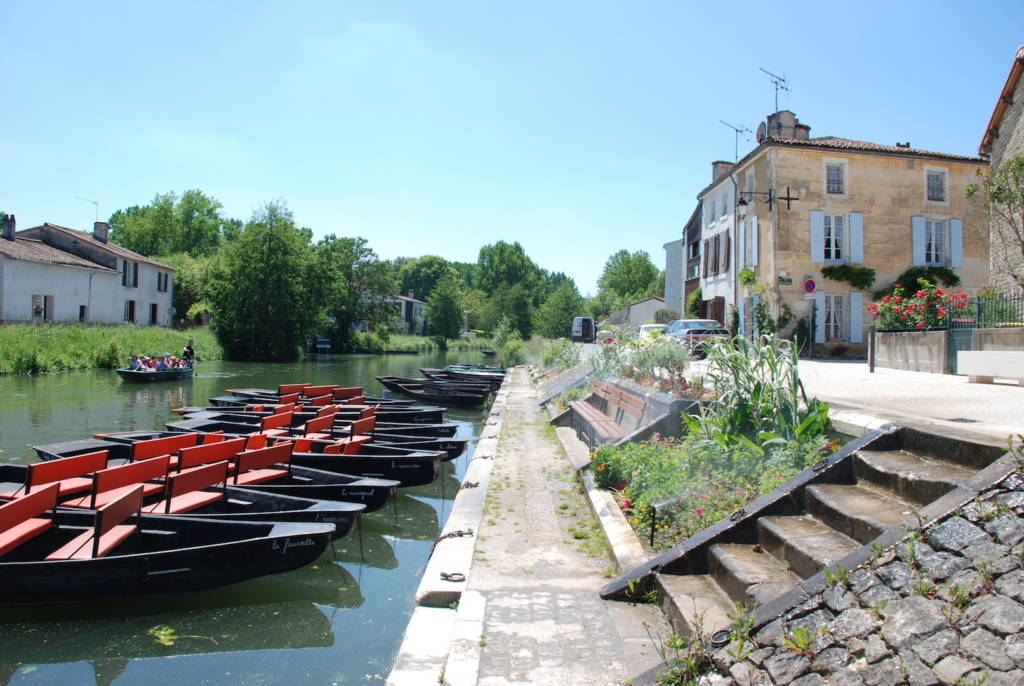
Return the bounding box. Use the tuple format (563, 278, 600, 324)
(0, 324, 222, 375)
(590, 336, 836, 550)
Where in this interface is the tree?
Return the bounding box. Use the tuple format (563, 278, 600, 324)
(159, 252, 214, 326)
(426, 273, 464, 348)
(109, 190, 231, 257)
(461, 288, 489, 331)
(535, 281, 585, 338)
(474, 241, 542, 299)
(207, 201, 326, 361)
(587, 289, 628, 320)
(967, 152, 1024, 292)
(482, 283, 533, 337)
(398, 255, 458, 302)
(316, 235, 398, 349)
(598, 249, 660, 300)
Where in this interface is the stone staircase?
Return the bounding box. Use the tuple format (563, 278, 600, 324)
(601, 425, 1009, 640)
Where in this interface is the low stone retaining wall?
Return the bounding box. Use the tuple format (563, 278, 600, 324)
(973, 326, 1024, 351)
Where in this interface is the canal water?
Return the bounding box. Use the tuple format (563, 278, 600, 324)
(0, 352, 489, 686)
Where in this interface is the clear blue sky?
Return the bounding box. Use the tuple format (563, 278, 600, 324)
(2, 1, 1021, 295)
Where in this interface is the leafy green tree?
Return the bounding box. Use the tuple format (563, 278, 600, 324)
(598, 249, 660, 300)
(398, 255, 458, 302)
(109, 190, 230, 257)
(449, 261, 476, 287)
(535, 281, 585, 338)
(316, 235, 398, 349)
(207, 201, 326, 361)
(587, 289, 628, 320)
(159, 252, 214, 326)
(967, 152, 1024, 292)
(426, 273, 464, 348)
(474, 241, 542, 299)
(540, 270, 573, 298)
(483, 283, 533, 337)
(461, 288, 489, 331)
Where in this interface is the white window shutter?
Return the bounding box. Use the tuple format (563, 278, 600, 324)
(751, 215, 759, 266)
(849, 212, 864, 264)
(950, 218, 964, 267)
(810, 211, 825, 262)
(911, 215, 926, 266)
(738, 299, 746, 335)
(814, 292, 825, 343)
(738, 220, 746, 268)
(751, 295, 760, 337)
(849, 292, 863, 343)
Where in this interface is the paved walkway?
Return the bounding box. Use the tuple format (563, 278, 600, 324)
(794, 359, 1024, 444)
(464, 367, 665, 685)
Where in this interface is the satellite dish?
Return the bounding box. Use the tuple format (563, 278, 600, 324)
(756, 122, 767, 144)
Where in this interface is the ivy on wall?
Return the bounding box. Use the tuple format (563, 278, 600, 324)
(820, 264, 876, 291)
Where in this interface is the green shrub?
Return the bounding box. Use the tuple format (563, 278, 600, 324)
(685, 287, 702, 318)
(351, 331, 386, 353)
(821, 264, 876, 290)
(873, 266, 959, 299)
(540, 338, 581, 370)
(93, 339, 124, 369)
(500, 337, 525, 366)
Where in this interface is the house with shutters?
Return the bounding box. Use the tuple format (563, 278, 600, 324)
(696, 110, 989, 349)
(0, 217, 174, 326)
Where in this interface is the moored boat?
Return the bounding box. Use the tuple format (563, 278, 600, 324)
(116, 367, 194, 383)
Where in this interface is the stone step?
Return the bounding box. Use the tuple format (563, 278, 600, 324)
(805, 483, 918, 544)
(708, 543, 803, 609)
(853, 448, 975, 506)
(757, 515, 862, 579)
(656, 573, 735, 639)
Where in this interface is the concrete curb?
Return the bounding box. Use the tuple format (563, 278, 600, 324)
(386, 377, 513, 686)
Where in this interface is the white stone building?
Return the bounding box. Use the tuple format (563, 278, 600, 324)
(0, 217, 174, 326)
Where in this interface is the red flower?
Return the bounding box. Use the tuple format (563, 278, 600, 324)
(882, 295, 891, 304)
(894, 296, 903, 303)
(937, 309, 946, 318)
(915, 290, 927, 298)
(916, 322, 924, 329)
(901, 312, 909, 318)
(694, 507, 704, 517)
(935, 289, 944, 296)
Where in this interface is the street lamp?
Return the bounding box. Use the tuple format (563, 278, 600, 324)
(736, 186, 799, 217)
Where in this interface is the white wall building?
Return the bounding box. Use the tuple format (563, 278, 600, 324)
(698, 162, 736, 325)
(662, 237, 684, 315)
(0, 218, 174, 326)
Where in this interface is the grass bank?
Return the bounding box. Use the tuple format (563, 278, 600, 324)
(385, 334, 494, 353)
(0, 324, 223, 374)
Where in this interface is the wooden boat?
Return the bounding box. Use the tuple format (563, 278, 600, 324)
(383, 349, 420, 355)
(373, 378, 489, 407)
(377, 375, 493, 393)
(207, 396, 446, 423)
(420, 368, 504, 389)
(66, 432, 401, 513)
(447, 363, 505, 373)
(116, 366, 193, 383)
(177, 409, 460, 438)
(0, 484, 335, 606)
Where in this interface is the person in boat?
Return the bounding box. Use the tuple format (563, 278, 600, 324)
(182, 339, 195, 366)
(128, 355, 140, 370)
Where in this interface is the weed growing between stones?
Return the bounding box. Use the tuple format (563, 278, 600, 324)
(644, 618, 714, 686)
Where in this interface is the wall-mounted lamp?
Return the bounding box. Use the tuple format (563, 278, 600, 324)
(736, 186, 800, 217)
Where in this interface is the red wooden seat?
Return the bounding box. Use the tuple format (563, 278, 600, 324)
(259, 411, 293, 437)
(233, 444, 293, 486)
(201, 432, 225, 444)
(301, 385, 336, 398)
(177, 437, 247, 472)
(341, 395, 365, 405)
(131, 434, 200, 462)
(300, 415, 335, 440)
(332, 387, 363, 400)
(277, 392, 301, 405)
(0, 483, 59, 556)
(245, 434, 268, 450)
(307, 394, 332, 407)
(348, 416, 376, 437)
(145, 461, 228, 515)
(277, 383, 309, 396)
(321, 436, 371, 454)
(358, 405, 380, 419)
(316, 404, 339, 419)
(289, 438, 313, 452)
(46, 485, 143, 560)
(63, 456, 171, 510)
(0, 451, 109, 499)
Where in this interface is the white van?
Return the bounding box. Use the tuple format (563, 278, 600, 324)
(571, 317, 596, 343)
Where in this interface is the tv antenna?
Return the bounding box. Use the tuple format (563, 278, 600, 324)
(75, 196, 99, 223)
(759, 67, 790, 116)
(719, 120, 751, 162)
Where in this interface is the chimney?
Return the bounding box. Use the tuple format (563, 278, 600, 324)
(93, 221, 109, 243)
(1, 213, 14, 241)
(711, 161, 735, 183)
(765, 110, 810, 140)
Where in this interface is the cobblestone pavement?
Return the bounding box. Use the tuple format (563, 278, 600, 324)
(468, 367, 667, 686)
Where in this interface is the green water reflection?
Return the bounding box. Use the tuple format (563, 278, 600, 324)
(0, 352, 487, 685)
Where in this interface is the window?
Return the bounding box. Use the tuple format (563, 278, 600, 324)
(157, 272, 170, 292)
(823, 215, 845, 261)
(149, 303, 158, 325)
(124, 300, 136, 323)
(132, 262, 139, 288)
(122, 260, 129, 286)
(925, 220, 946, 265)
(826, 164, 844, 194)
(709, 201, 717, 222)
(711, 235, 721, 274)
(79, 305, 88, 323)
(824, 294, 844, 341)
(688, 241, 700, 259)
(927, 171, 946, 201)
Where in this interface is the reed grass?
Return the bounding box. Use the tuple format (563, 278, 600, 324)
(0, 324, 223, 374)
(386, 334, 493, 353)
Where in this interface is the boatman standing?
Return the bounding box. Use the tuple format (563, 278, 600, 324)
(182, 339, 195, 366)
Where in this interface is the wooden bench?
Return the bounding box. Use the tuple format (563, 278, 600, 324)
(63, 456, 171, 510)
(278, 383, 310, 396)
(0, 450, 109, 499)
(144, 461, 229, 515)
(177, 437, 248, 472)
(47, 485, 143, 560)
(568, 381, 648, 447)
(232, 444, 293, 486)
(958, 351, 1024, 386)
(298, 414, 335, 440)
(332, 387, 363, 401)
(301, 385, 337, 398)
(0, 483, 59, 556)
(259, 411, 294, 437)
(130, 434, 201, 463)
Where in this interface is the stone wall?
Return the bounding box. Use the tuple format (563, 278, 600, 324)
(705, 470, 1024, 686)
(989, 59, 1024, 296)
(874, 331, 947, 373)
(974, 327, 1024, 351)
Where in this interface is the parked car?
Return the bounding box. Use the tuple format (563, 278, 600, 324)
(665, 319, 730, 358)
(638, 324, 668, 338)
(664, 319, 722, 341)
(571, 316, 596, 343)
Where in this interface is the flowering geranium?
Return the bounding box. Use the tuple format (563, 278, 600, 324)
(867, 278, 970, 330)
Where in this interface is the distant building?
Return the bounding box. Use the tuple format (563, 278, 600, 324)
(662, 236, 684, 315)
(389, 292, 427, 335)
(0, 218, 174, 326)
(696, 111, 989, 348)
(979, 45, 1024, 294)
(663, 202, 703, 318)
(604, 296, 665, 327)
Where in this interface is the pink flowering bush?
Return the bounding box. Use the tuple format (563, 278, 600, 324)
(866, 277, 970, 330)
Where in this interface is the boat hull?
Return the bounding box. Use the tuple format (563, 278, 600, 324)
(117, 367, 194, 383)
